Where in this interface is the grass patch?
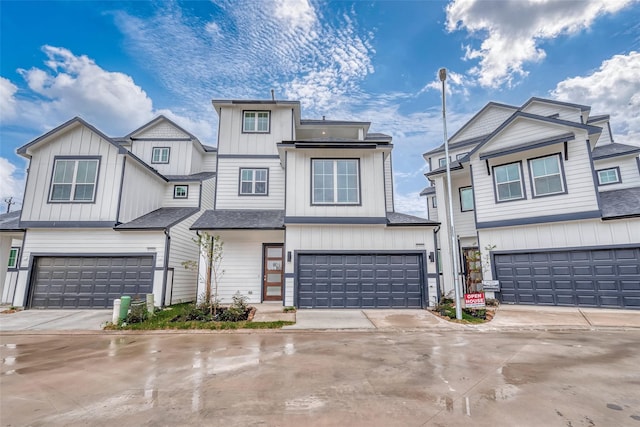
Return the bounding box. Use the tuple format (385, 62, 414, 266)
(104, 303, 294, 331)
(434, 300, 489, 324)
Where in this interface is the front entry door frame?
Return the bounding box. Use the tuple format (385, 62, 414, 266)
(262, 243, 284, 302)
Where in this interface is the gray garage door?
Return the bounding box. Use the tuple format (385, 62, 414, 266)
(494, 247, 640, 309)
(29, 256, 154, 309)
(297, 253, 425, 308)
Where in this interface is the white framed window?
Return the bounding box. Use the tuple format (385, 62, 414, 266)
(459, 187, 474, 211)
(312, 159, 359, 204)
(597, 167, 621, 185)
(243, 111, 270, 133)
(49, 157, 99, 202)
(7, 247, 19, 269)
(152, 147, 170, 164)
(438, 157, 450, 168)
(432, 196, 437, 208)
(456, 152, 469, 160)
(173, 185, 188, 199)
(493, 162, 524, 202)
(239, 168, 268, 195)
(529, 154, 565, 197)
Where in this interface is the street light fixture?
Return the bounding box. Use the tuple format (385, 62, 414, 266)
(439, 67, 463, 320)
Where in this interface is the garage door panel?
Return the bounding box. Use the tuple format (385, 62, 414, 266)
(297, 253, 424, 308)
(496, 247, 640, 309)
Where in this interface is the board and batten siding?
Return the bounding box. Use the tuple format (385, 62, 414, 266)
(521, 101, 584, 123)
(594, 156, 640, 191)
(592, 122, 613, 145)
(167, 210, 200, 304)
(472, 138, 599, 224)
(285, 149, 386, 217)
(450, 105, 516, 144)
(449, 177, 476, 238)
(162, 182, 200, 207)
(217, 107, 293, 156)
(12, 229, 166, 307)
(130, 140, 195, 176)
(196, 230, 285, 304)
(21, 124, 123, 223)
(201, 177, 216, 210)
(215, 158, 285, 209)
(118, 158, 165, 223)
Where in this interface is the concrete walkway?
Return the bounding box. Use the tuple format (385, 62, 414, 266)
(0, 309, 112, 331)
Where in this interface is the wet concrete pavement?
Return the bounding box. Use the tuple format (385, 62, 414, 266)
(2, 331, 639, 426)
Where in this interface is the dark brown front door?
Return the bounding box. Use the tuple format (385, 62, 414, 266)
(263, 244, 284, 301)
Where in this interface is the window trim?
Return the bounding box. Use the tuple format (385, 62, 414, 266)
(48, 156, 101, 204)
(151, 147, 170, 164)
(527, 153, 567, 198)
(173, 185, 189, 199)
(431, 196, 437, 208)
(492, 160, 526, 203)
(596, 166, 621, 186)
(459, 186, 474, 212)
(311, 158, 361, 206)
(238, 168, 269, 196)
(438, 157, 450, 168)
(242, 110, 271, 134)
(7, 247, 19, 269)
(456, 152, 469, 160)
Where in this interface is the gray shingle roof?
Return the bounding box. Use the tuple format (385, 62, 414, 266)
(420, 187, 436, 196)
(592, 143, 640, 160)
(191, 210, 285, 230)
(116, 207, 199, 230)
(165, 172, 216, 181)
(425, 160, 464, 177)
(600, 187, 640, 220)
(387, 212, 439, 226)
(0, 211, 23, 231)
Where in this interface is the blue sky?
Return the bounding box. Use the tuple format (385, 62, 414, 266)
(1, 0, 639, 216)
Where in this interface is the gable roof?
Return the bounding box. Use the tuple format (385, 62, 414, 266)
(446, 102, 518, 144)
(191, 209, 285, 230)
(600, 187, 640, 220)
(0, 210, 23, 231)
(164, 172, 216, 182)
(420, 186, 436, 196)
(115, 207, 199, 230)
(386, 212, 438, 226)
(521, 97, 591, 112)
(592, 143, 640, 160)
(587, 114, 610, 124)
(17, 117, 127, 158)
(124, 115, 199, 141)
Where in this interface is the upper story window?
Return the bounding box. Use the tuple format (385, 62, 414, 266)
(243, 111, 270, 133)
(312, 159, 359, 205)
(493, 162, 524, 202)
(239, 168, 268, 195)
(529, 154, 565, 197)
(152, 147, 170, 164)
(432, 196, 437, 208)
(460, 187, 474, 211)
(173, 185, 188, 199)
(7, 247, 19, 269)
(438, 157, 450, 168)
(597, 167, 621, 185)
(456, 152, 469, 160)
(49, 157, 99, 203)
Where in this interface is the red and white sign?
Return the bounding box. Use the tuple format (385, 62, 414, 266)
(464, 292, 486, 308)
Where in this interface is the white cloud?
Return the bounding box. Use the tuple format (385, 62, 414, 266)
(446, 0, 635, 88)
(0, 77, 18, 122)
(393, 190, 428, 218)
(421, 69, 472, 98)
(273, 0, 317, 33)
(551, 51, 640, 144)
(0, 157, 26, 212)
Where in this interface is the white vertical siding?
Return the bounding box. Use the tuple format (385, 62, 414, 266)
(450, 105, 516, 143)
(449, 175, 476, 238)
(427, 197, 439, 221)
(594, 156, 640, 191)
(119, 159, 165, 223)
(201, 177, 216, 210)
(217, 107, 293, 156)
(384, 153, 394, 211)
(285, 149, 387, 217)
(215, 158, 285, 209)
(521, 101, 583, 123)
(196, 230, 285, 304)
(20, 124, 123, 222)
(162, 183, 200, 207)
(190, 147, 203, 174)
(167, 211, 200, 304)
(129, 140, 195, 176)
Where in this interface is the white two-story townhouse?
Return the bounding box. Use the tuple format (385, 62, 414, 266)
(0, 115, 216, 309)
(191, 99, 440, 309)
(422, 97, 640, 309)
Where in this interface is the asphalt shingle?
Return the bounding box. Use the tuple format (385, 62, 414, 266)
(191, 210, 285, 230)
(116, 207, 199, 230)
(600, 187, 640, 219)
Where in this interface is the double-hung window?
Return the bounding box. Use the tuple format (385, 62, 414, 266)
(459, 187, 474, 211)
(243, 111, 270, 133)
(529, 154, 565, 197)
(7, 247, 19, 269)
(49, 157, 99, 202)
(239, 168, 268, 195)
(493, 162, 524, 202)
(597, 167, 621, 185)
(312, 159, 359, 204)
(152, 147, 170, 164)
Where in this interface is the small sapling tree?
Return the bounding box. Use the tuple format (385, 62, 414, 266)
(182, 232, 225, 315)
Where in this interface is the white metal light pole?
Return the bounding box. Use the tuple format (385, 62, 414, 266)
(439, 68, 463, 320)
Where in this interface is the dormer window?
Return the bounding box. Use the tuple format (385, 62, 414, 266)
(152, 147, 170, 164)
(243, 111, 270, 133)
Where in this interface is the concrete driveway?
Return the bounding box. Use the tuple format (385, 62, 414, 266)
(0, 309, 112, 331)
(2, 331, 639, 426)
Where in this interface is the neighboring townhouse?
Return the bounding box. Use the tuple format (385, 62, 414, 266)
(0, 116, 216, 309)
(191, 99, 440, 309)
(422, 97, 640, 309)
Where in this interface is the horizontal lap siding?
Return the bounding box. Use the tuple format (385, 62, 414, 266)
(119, 159, 165, 223)
(201, 177, 216, 210)
(167, 211, 200, 304)
(594, 156, 640, 191)
(201, 153, 217, 173)
(130, 140, 194, 176)
(21, 125, 122, 222)
(521, 102, 583, 123)
(134, 122, 190, 139)
(450, 106, 516, 143)
(215, 158, 284, 209)
(162, 183, 200, 207)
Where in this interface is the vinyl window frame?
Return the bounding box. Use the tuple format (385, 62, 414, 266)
(527, 153, 567, 198)
(311, 158, 361, 205)
(173, 185, 189, 199)
(7, 247, 19, 269)
(459, 186, 474, 212)
(596, 167, 621, 186)
(239, 168, 269, 196)
(242, 110, 271, 133)
(48, 156, 101, 203)
(438, 157, 450, 168)
(431, 196, 437, 208)
(151, 147, 170, 164)
(456, 152, 469, 160)
(492, 161, 526, 203)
